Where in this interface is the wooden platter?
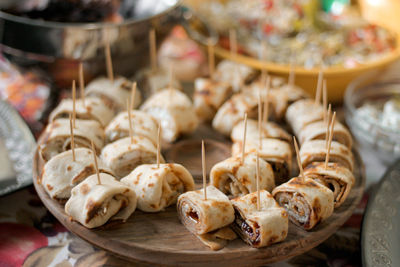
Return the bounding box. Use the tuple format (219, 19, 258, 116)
(33, 124, 365, 266)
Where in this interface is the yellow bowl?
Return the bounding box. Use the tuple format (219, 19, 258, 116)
(213, 35, 400, 103)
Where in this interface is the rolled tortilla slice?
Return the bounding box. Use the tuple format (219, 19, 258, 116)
(65, 173, 137, 228)
(299, 120, 353, 148)
(210, 153, 275, 197)
(212, 93, 258, 136)
(299, 140, 354, 171)
(193, 78, 232, 122)
(285, 99, 324, 136)
(85, 76, 142, 111)
(231, 119, 291, 144)
(39, 118, 104, 162)
(232, 138, 292, 185)
(101, 136, 164, 178)
(121, 163, 195, 212)
(213, 60, 258, 91)
(231, 190, 288, 248)
(304, 162, 355, 208)
(272, 177, 334, 230)
(41, 147, 113, 200)
(141, 89, 198, 143)
(177, 185, 235, 235)
(49, 97, 114, 127)
(135, 68, 182, 97)
(105, 110, 158, 144)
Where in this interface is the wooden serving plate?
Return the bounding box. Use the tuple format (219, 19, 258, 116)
(33, 125, 365, 266)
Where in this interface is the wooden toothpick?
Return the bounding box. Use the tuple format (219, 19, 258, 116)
(293, 136, 305, 180)
(258, 88, 262, 150)
(263, 75, 270, 124)
(127, 100, 133, 144)
(79, 63, 85, 106)
(105, 42, 114, 82)
(323, 79, 327, 123)
(72, 80, 76, 128)
(131, 82, 137, 109)
(325, 112, 336, 169)
(207, 38, 215, 79)
(256, 152, 261, 211)
(157, 123, 161, 168)
(149, 28, 157, 73)
(69, 114, 75, 162)
(326, 104, 332, 149)
(315, 69, 323, 105)
(91, 140, 101, 185)
(241, 113, 248, 164)
(202, 140, 207, 200)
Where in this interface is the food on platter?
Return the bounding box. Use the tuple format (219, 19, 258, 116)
(210, 154, 275, 197)
(49, 97, 114, 127)
(135, 68, 182, 97)
(299, 120, 352, 148)
(85, 76, 142, 112)
(38, 118, 104, 161)
(272, 177, 334, 230)
(65, 173, 137, 228)
(232, 138, 292, 185)
(121, 163, 195, 212)
(213, 60, 258, 92)
(41, 147, 112, 200)
(304, 162, 355, 208)
(141, 89, 198, 143)
(105, 110, 159, 144)
(193, 78, 232, 122)
(299, 140, 354, 171)
(100, 136, 164, 178)
(231, 190, 288, 247)
(285, 99, 324, 136)
(231, 119, 291, 143)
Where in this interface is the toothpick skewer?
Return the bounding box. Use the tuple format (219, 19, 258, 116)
(131, 82, 137, 110)
(256, 152, 261, 211)
(258, 88, 262, 150)
(326, 104, 332, 149)
(157, 123, 161, 169)
(127, 100, 133, 144)
(72, 80, 76, 128)
(315, 69, 323, 105)
(202, 140, 207, 200)
(150, 28, 157, 73)
(105, 42, 114, 82)
(91, 140, 101, 185)
(207, 38, 215, 79)
(325, 112, 336, 169)
(293, 136, 305, 180)
(69, 114, 75, 162)
(263, 76, 270, 124)
(241, 113, 248, 165)
(323, 80, 327, 123)
(79, 63, 85, 106)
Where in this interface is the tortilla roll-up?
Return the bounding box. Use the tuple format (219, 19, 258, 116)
(105, 110, 158, 144)
(121, 163, 195, 212)
(304, 162, 355, 208)
(232, 138, 292, 185)
(212, 93, 258, 136)
(177, 185, 235, 235)
(85, 76, 142, 111)
(285, 99, 324, 136)
(49, 97, 114, 127)
(101, 136, 164, 178)
(299, 140, 354, 171)
(299, 120, 353, 148)
(231, 190, 288, 247)
(231, 119, 291, 144)
(39, 118, 104, 162)
(213, 60, 258, 91)
(272, 177, 334, 230)
(210, 154, 275, 197)
(196, 226, 237, 251)
(193, 78, 232, 122)
(141, 89, 198, 143)
(65, 173, 137, 228)
(135, 68, 182, 97)
(41, 148, 113, 200)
